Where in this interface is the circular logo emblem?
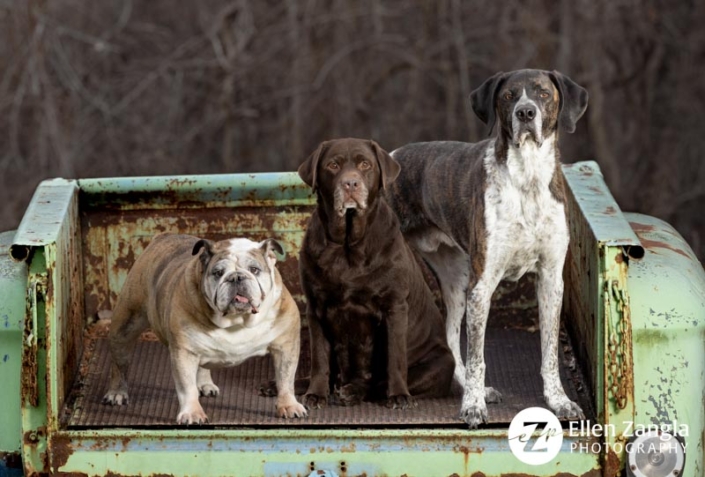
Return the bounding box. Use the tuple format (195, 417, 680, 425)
(508, 407, 563, 465)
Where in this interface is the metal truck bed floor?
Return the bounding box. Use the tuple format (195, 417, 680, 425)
(67, 327, 592, 428)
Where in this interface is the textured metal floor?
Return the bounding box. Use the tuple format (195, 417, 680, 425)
(68, 327, 592, 428)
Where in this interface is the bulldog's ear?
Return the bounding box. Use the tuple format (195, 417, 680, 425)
(259, 238, 284, 268)
(298, 141, 329, 192)
(369, 140, 400, 190)
(549, 70, 589, 134)
(192, 239, 214, 268)
(471, 71, 508, 137)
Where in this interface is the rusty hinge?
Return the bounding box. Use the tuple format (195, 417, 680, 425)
(21, 272, 47, 407)
(604, 279, 631, 410)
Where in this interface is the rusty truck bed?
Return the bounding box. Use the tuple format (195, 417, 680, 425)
(45, 173, 594, 429)
(65, 298, 592, 428)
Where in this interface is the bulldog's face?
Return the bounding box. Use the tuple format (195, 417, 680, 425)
(192, 237, 284, 328)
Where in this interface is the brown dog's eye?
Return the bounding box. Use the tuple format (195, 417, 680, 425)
(327, 162, 339, 171)
(359, 160, 371, 170)
(249, 266, 260, 276)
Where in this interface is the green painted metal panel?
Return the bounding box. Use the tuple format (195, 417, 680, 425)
(625, 212, 705, 477)
(0, 231, 26, 454)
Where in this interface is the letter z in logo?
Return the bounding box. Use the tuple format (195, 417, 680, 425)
(508, 407, 563, 465)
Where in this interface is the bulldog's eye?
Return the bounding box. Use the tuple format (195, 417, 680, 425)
(213, 269, 224, 278)
(249, 266, 261, 276)
(327, 162, 339, 171)
(359, 160, 371, 170)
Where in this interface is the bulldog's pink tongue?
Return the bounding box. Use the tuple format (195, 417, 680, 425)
(234, 295, 258, 314)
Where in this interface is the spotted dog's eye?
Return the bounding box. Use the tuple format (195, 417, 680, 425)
(503, 92, 513, 101)
(539, 90, 550, 99)
(327, 162, 339, 171)
(359, 160, 371, 170)
(212, 269, 224, 278)
(249, 266, 261, 276)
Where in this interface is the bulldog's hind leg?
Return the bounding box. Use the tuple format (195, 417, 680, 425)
(197, 367, 219, 397)
(102, 306, 149, 406)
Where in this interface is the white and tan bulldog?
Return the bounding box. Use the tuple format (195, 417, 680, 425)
(102, 233, 307, 424)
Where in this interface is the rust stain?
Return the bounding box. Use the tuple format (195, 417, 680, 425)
(638, 238, 690, 259)
(603, 447, 622, 477)
(629, 222, 655, 233)
(49, 433, 75, 472)
(603, 206, 617, 215)
(588, 186, 603, 195)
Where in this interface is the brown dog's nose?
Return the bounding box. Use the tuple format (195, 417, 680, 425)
(342, 178, 360, 191)
(515, 105, 536, 122)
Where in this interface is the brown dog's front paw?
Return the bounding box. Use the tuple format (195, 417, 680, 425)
(303, 393, 328, 409)
(386, 394, 417, 410)
(259, 379, 278, 397)
(335, 383, 365, 407)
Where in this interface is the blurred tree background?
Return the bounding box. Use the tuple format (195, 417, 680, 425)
(1, 0, 703, 258)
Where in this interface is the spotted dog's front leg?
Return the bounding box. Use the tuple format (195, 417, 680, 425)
(460, 278, 497, 428)
(537, 263, 584, 420)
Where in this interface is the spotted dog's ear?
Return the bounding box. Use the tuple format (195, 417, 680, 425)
(298, 141, 330, 192)
(549, 71, 589, 134)
(259, 238, 284, 269)
(471, 71, 509, 137)
(368, 140, 400, 190)
(192, 239, 214, 269)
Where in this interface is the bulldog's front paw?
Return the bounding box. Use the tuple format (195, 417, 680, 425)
(335, 383, 365, 407)
(277, 396, 308, 419)
(386, 394, 417, 410)
(198, 383, 220, 397)
(303, 393, 328, 409)
(176, 406, 209, 425)
(460, 400, 488, 428)
(102, 390, 129, 406)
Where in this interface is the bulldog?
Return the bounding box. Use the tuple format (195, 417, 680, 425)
(102, 233, 307, 424)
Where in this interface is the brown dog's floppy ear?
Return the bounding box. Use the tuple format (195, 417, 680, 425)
(549, 70, 589, 134)
(298, 141, 329, 192)
(259, 238, 285, 269)
(192, 239, 214, 268)
(369, 140, 401, 190)
(470, 71, 508, 137)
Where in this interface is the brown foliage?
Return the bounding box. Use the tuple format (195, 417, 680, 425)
(1, 0, 703, 258)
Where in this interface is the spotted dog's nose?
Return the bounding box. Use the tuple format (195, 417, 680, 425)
(515, 105, 537, 122)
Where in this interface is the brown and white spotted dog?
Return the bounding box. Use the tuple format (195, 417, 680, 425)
(385, 69, 589, 428)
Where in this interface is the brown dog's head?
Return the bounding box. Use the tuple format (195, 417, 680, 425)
(298, 138, 400, 218)
(471, 69, 588, 147)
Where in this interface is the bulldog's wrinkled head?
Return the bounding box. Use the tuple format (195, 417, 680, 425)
(192, 237, 284, 328)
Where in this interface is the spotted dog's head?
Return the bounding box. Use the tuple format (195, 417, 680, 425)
(298, 138, 400, 218)
(471, 69, 588, 148)
(192, 237, 284, 328)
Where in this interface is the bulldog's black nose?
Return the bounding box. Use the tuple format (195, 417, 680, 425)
(226, 273, 246, 283)
(515, 105, 536, 122)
